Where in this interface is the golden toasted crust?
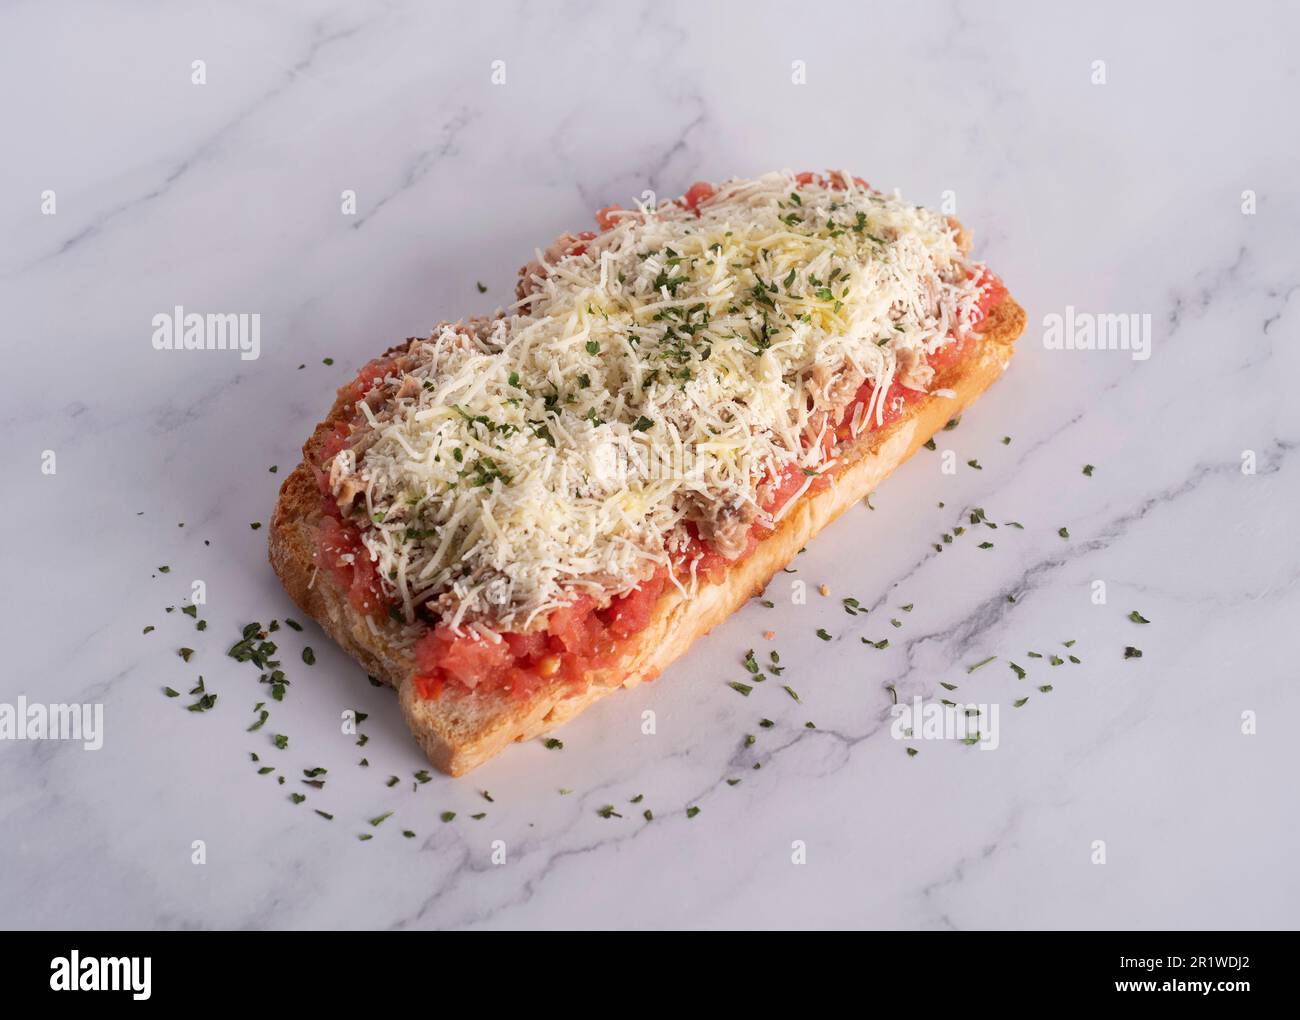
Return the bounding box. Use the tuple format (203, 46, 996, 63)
(270, 297, 1026, 775)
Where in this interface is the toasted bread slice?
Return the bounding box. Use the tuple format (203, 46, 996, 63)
(270, 293, 1026, 775)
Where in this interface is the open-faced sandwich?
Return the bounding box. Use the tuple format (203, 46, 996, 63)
(270, 170, 1026, 774)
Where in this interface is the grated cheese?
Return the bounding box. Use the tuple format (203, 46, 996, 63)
(330, 172, 990, 632)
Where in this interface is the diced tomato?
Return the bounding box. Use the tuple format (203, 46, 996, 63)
(923, 269, 1004, 374)
(567, 230, 597, 257)
(675, 528, 747, 584)
(348, 561, 386, 615)
(310, 462, 333, 504)
(760, 465, 807, 518)
(344, 356, 398, 403)
(503, 630, 548, 663)
(595, 206, 623, 231)
(971, 267, 1007, 325)
(682, 181, 716, 214)
(414, 627, 552, 699)
(413, 671, 444, 700)
(504, 665, 553, 697)
(794, 171, 869, 192)
(547, 595, 604, 657)
(313, 421, 353, 500)
(926, 334, 976, 373)
(315, 516, 385, 616)
(410, 577, 671, 702)
(315, 516, 360, 588)
(599, 569, 667, 639)
(837, 378, 920, 439)
(317, 516, 382, 612)
(414, 625, 513, 692)
(319, 420, 351, 461)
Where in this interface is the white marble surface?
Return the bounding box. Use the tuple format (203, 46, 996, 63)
(2, 1, 1297, 930)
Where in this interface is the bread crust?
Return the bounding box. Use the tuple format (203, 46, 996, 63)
(270, 297, 1026, 775)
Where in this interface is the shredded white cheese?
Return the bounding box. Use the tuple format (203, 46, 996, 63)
(331, 171, 989, 632)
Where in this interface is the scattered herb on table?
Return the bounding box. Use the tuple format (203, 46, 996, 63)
(187, 693, 217, 712)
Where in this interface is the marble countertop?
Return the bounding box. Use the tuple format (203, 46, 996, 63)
(2, 1, 1296, 930)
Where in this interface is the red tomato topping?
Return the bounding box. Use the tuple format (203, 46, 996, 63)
(413, 627, 560, 700)
(837, 378, 920, 440)
(794, 171, 869, 191)
(760, 465, 808, 519)
(971, 267, 1007, 325)
(348, 561, 386, 615)
(315, 516, 360, 588)
(595, 206, 623, 232)
(503, 630, 549, 662)
(546, 595, 607, 657)
(683, 181, 716, 213)
(926, 334, 976, 374)
(313, 421, 353, 501)
(675, 528, 758, 583)
(414, 625, 513, 692)
(567, 230, 597, 257)
(315, 516, 385, 616)
(412, 582, 659, 699)
(413, 673, 444, 700)
(344, 356, 398, 403)
(319, 420, 351, 461)
(411, 571, 675, 699)
(599, 569, 667, 638)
